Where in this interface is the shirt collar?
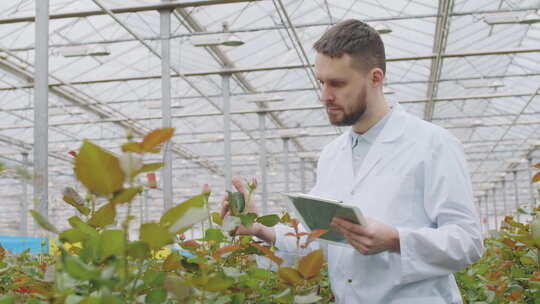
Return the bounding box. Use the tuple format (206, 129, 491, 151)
(350, 106, 394, 145)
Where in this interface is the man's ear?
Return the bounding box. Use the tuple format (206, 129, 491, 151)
(369, 68, 385, 88)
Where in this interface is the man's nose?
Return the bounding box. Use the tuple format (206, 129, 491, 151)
(320, 85, 334, 103)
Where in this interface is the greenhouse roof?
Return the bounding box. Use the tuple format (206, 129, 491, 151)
(0, 0, 539, 234)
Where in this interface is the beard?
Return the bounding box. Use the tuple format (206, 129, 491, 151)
(327, 86, 367, 126)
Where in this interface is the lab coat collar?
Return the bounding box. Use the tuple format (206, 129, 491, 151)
(339, 103, 407, 151)
(333, 103, 411, 187)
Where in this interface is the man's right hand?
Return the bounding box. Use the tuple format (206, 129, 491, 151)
(220, 176, 276, 243)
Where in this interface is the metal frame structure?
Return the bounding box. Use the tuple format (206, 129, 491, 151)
(0, 0, 538, 236)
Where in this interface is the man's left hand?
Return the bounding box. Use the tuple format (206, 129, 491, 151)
(331, 217, 400, 255)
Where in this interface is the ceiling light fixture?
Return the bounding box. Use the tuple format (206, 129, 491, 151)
(190, 22, 244, 47)
(460, 79, 505, 89)
(59, 45, 110, 57)
(371, 23, 392, 34)
(482, 11, 540, 25)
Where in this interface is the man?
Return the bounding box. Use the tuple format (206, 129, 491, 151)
(222, 19, 483, 303)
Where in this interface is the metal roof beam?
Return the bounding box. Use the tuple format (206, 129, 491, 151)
(2, 46, 539, 91)
(423, 0, 453, 121)
(0, 0, 261, 24)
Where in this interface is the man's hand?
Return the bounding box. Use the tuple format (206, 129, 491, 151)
(220, 176, 276, 243)
(331, 217, 400, 255)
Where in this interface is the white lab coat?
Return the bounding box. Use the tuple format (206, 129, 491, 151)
(274, 104, 484, 304)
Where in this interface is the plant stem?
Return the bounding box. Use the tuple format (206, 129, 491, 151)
(129, 260, 144, 301)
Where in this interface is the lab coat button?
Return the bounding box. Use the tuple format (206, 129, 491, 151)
(350, 190, 355, 195)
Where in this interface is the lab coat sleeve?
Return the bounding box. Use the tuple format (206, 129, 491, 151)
(396, 131, 484, 284)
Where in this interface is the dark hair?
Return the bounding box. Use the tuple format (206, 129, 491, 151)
(313, 19, 386, 75)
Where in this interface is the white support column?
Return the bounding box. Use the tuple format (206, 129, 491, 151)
(222, 74, 232, 191)
(282, 138, 290, 193)
(34, 0, 49, 220)
(502, 179, 508, 218)
(144, 188, 150, 222)
(513, 170, 520, 221)
(528, 158, 535, 210)
(300, 156, 306, 193)
(19, 152, 29, 236)
(160, 8, 173, 210)
(484, 193, 490, 233)
(492, 187, 498, 230)
(257, 112, 268, 214)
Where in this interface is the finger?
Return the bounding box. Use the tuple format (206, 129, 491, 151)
(332, 217, 367, 234)
(220, 202, 230, 219)
(220, 193, 230, 218)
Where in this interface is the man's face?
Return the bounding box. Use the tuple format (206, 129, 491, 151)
(315, 53, 368, 126)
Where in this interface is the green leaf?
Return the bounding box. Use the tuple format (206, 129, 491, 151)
(202, 275, 234, 292)
(203, 228, 226, 243)
(145, 287, 167, 304)
(62, 252, 98, 280)
(142, 128, 174, 153)
(257, 214, 280, 227)
(531, 218, 540, 246)
(68, 216, 98, 238)
(88, 203, 116, 228)
(140, 222, 174, 250)
(211, 211, 223, 226)
(239, 213, 257, 228)
(143, 269, 167, 287)
(98, 230, 125, 261)
(29, 209, 59, 234)
(517, 208, 527, 214)
(228, 191, 245, 216)
(127, 241, 151, 260)
(74, 140, 125, 197)
(164, 275, 191, 301)
(63, 187, 90, 215)
(248, 266, 273, 280)
(110, 186, 143, 204)
(59, 228, 89, 243)
(0, 295, 15, 304)
(520, 255, 536, 265)
(139, 162, 165, 173)
(231, 293, 246, 304)
(159, 194, 208, 234)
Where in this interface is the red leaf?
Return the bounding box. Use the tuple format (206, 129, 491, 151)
(251, 242, 283, 265)
(212, 245, 243, 260)
(532, 171, 540, 183)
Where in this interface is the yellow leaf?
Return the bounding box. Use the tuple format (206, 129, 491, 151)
(278, 267, 303, 285)
(121, 142, 144, 154)
(110, 187, 143, 205)
(75, 140, 125, 197)
(534, 162, 540, 169)
(298, 249, 324, 279)
(142, 128, 175, 152)
(163, 251, 183, 272)
(160, 194, 208, 234)
(88, 203, 116, 228)
(29, 210, 59, 234)
(140, 222, 174, 250)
